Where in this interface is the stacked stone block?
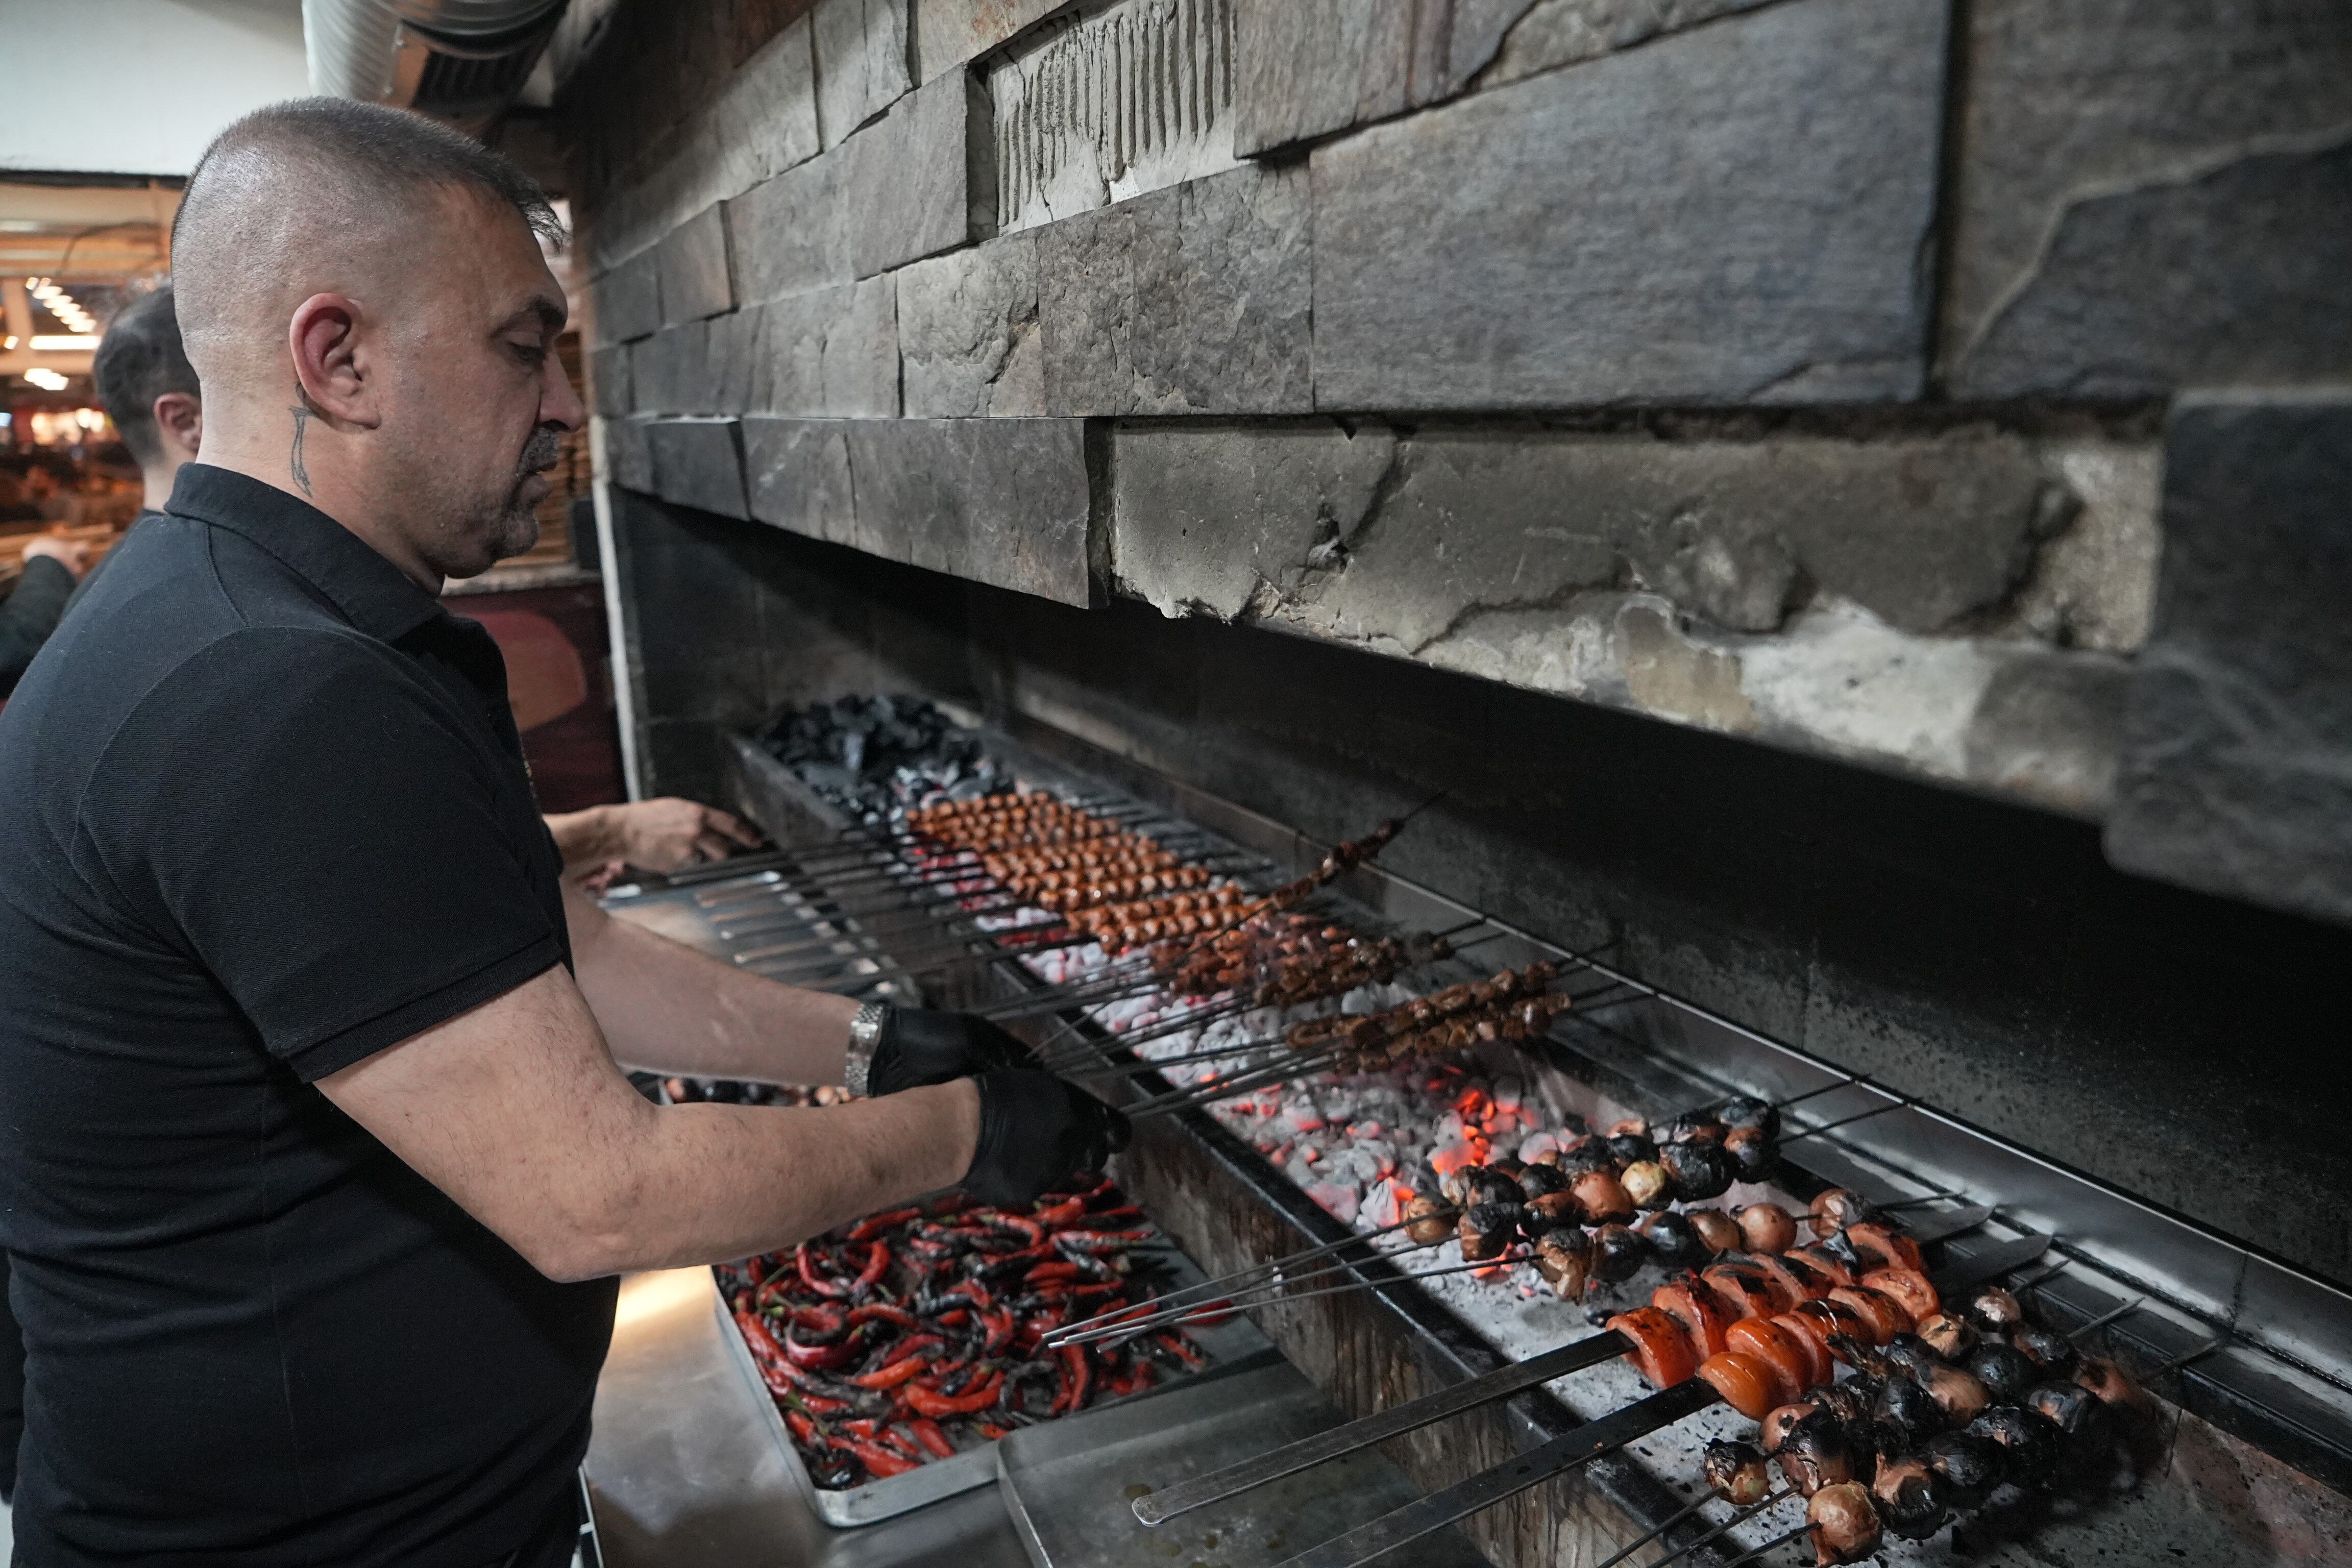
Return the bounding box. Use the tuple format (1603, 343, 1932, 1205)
(570, 0, 2352, 913)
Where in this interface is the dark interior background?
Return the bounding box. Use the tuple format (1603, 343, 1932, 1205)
(614, 491, 2352, 1292)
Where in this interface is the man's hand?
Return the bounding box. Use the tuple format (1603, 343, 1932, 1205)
(546, 798, 763, 880)
(961, 1070, 1131, 1209)
(609, 797, 762, 870)
(20, 536, 89, 577)
(869, 1008, 1031, 1096)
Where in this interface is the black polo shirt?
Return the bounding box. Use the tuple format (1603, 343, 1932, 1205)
(0, 465, 616, 1565)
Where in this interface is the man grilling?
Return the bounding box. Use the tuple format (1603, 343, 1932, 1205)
(0, 98, 1125, 1567)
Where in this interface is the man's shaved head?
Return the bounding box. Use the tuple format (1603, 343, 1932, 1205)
(174, 98, 560, 379)
(170, 97, 581, 584)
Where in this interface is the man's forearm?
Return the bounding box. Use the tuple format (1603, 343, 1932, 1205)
(567, 879, 859, 1084)
(319, 965, 978, 1282)
(544, 804, 623, 875)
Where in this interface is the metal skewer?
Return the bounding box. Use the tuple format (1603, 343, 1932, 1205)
(1626, 1489, 1793, 1568)
(1777, 1093, 1923, 1145)
(2067, 1297, 2144, 1340)
(1054, 1243, 1506, 1348)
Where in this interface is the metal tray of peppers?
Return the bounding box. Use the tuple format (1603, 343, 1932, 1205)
(714, 1173, 1272, 1526)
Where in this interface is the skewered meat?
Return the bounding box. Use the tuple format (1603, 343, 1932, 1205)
(1811, 1373, 1881, 1427)
(1735, 1202, 1799, 1254)
(1791, 1296, 1871, 1350)
(1845, 1222, 1926, 1275)
(1655, 1111, 1726, 1145)
(1554, 1138, 1614, 1179)
(1786, 1244, 1856, 1287)
(1828, 1284, 1913, 1343)
(1915, 1311, 1978, 1360)
(1878, 1334, 1944, 1384)
(1704, 1260, 1788, 1320)
(2026, 1380, 2117, 1482)
(1806, 1480, 1884, 1564)
(1769, 1312, 1837, 1387)
(1515, 1163, 1571, 1199)
(1917, 1363, 1992, 1426)
(1703, 1438, 1775, 1507)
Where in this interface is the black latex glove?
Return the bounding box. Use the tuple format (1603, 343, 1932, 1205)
(961, 1070, 1132, 1209)
(867, 1007, 1031, 1097)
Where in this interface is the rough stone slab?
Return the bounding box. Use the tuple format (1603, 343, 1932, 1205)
(1311, 0, 1946, 409)
(842, 67, 988, 278)
(629, 321, 712, 415)
(1110, 418, 2138, 814)
(646, 418, 750, 520)
(708, 277, 900, 419)
(741, 418, 859, 546)
(603, 414, 655, 494)
(657, 204, 732, 327)
(587, 344, 630, 420)
(814, 0, 912, 150)
(844, 419, 1094, 605)
(2106, 391, 2352, 925)
(593, 249, 662, 346)
(1943, 0, 2352, 398)
(581, 17, 820, 274)
(988, 0, 1242, 234)
(1231, 0, 1771, 157)
(913, 0, 1061, 81)
(727, 153, 850, 304)
(896, 231, 1044, 417)
(1037, 162, 1312, 415)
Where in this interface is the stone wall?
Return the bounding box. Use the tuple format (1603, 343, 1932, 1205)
(561, 0, 2352, 896)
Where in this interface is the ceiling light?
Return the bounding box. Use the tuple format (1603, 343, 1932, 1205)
(2, 335, 15, 351)
(24, 368, 70, 391)
(31, 335, 99, 351)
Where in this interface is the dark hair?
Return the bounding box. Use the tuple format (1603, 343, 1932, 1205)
(93, 285, 201, 468)
(176, 97, 562, 254)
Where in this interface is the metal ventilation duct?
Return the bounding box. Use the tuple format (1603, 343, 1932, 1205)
(303, 0, 568, 126)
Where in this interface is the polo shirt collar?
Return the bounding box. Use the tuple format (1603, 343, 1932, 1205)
(166, 463, 446, 644)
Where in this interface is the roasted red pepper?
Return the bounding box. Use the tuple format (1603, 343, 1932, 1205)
(903, 1371, 1005, 1417)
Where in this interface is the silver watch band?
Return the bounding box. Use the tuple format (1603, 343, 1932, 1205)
(844, 1000, 889, 1097)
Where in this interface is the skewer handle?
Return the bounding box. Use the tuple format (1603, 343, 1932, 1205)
(1135, 1330, 1632, 1527)
(1269, 1379, 1721, 1568)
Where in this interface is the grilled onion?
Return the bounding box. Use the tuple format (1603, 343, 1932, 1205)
(1403, 1194, 1454, 1245)
(1914, 1312, 1978, 1361)
(1805, 1480, 1883, 1565)
(1968, 1404, 2063, 1488)
(1870, 1454, 1947, 1540)
(1703, 1438, 1775, 1507)
(1590, 1221, 1650, 1284)
(1619, 1160, 1675, 1211)
(1659, 1140, 1735, 1203)
(1637, 1210, 1707, 1272)
(1685, 1208, 1744, 1256)
(1964, 1341, 2038, 1405)
(1809, 1188, 1874, 1238)
(1735, 1202, 1799, 1255)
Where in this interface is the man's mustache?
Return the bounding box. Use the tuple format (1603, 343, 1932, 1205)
(515, 425, 565, 480)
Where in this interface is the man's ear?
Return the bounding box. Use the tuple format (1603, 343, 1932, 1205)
(152, 391, 203, 459)
(287, 292, 381, 429)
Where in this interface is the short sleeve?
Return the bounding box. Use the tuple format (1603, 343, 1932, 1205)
(79, 627, 563, 1081)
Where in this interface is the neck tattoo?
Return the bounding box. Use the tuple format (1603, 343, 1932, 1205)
(288, 383, 314, 499)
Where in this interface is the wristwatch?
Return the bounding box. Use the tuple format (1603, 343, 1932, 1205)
(844, 1000, 890, 1097)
